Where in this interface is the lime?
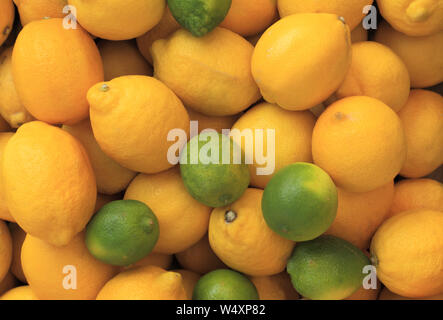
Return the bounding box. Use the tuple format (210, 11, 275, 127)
(180, 131, 250, 208)
(85, 200, 159, 267)
(287, 235, 371, 300)
(193, 269, 259, 300)
(168, 0, 232, 37)
(261, 162, 338, 241)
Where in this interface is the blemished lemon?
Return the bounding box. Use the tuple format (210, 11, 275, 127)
(251, 13, 351, 111)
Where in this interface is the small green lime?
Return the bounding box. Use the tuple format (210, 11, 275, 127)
(287, 235, 371, 300)
(262, 162, 338, 241)
(180, 132, 250, 208)
(168, 0, 232, 37)
(85, 200, 159, 267)
(193, 269, 259, 300)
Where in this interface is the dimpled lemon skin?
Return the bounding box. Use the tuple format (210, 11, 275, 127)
(22, 233, 119, 300)
(152, 27, 261, 116)
(370, 209, 443, 298)
(2, 121, 97, 246)
(209, 188, 295, 276)
(312, 96, 407, 193)
(96, 266, 187, 300)
(68, 0, 166, 40)
(88, 75, 190, 174)
(251, 13, 351, 111)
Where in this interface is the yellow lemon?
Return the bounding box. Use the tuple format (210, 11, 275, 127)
(124, 168, 211, 254)
(8, 223, 26, 283)
(312, 96, 407, 193)
(232, 102, 316, 189)
(88, 75, 190, 174)
(0, 132, 14, 222)
(0, 47, 34, 128)
(22, 232, 118, 300)
(0, 220, 12, 283)
(63, 119, 137, 195)
(13, 0, 67, 26)
(173, 269, 201, 300)
(3, 121, 97, 246)
(336, 41, 410, 112)
(0, 285, 38, 300)
(389, 178, 443, 218)
(152, 27, 261, 116)
(209, 188, 295, 276)
(249, 273, 300, 300)
(175, 235, 226, 275)
(96, 266, 187, 300)
(375, 20, 443, 88)
(67, 0, 166, 40)
(398, 90, 443, 178)
(370, 209, 443, 298)
(129, 252, 173, 270)
(278, 0, 373, 30)
(252, 13, 351, 111)
(377, 0, 443, 36)
(0, 0, 14, 46)
(98, 40, 153, 81)
(379, 287, 443, 300)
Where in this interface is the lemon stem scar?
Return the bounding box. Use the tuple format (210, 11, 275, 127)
(338, 16, 346, 24)
(225, 210, 237, 223)
(100, 84, 110, 92)
(370, 253, 379, 267)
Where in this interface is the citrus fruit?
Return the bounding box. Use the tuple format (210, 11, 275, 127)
(0, 272, 17, 296)
(187, 108, 240, 136)
(287, 235, 371, 300)
(325, 181, 395, 250)
(251, 13, 351, 111)
(96, 266, 187, 300)
(128, 252, 173, 270)
(13, 0, 67, 26)
(262, 163, 338, 242)
(375, 21, 443, 88)
(0, 220, 12, 283)
(85, 200, 160, 267)
(2, 121, 97, 246)
(0, 286, 38, 300)
(249, 273, 300, 300)
(0, 0, 14, 46)
(67, 0, 166, 40)
(8, 223, 26, 283)
(152, 27, 261, 116)
(173, 269, 201, 299)
(278, 0, 373, 31)
(398, 90, 443, 178)
(231, 102, 316, 189)
(220, 0, 278, 36)
(209, 188, 295, 276)
(312, 96, 407, 193)
(180, 132, 250, 208)
(0, 47, 34, 128)
(98, 40, 153, 81)
(389, 178, 443, 218)
(124, 168, 211, 254)
(168, 0, 232, 37)
(63, 119, 137, 195)
(136, 6, 181, 64)
(193, 269, 259, 300)
(88, 75, 190, 174)
(370, 209, 443, 298)
(351, 23, 368, 42)
(22, 232, 118, 300)
(345, 284, 380, 300)
(0, 132, 15, 222)
(379, 287, 443, 300)
(12, 18, 104, 125)
(377, 0, 443, 36)
(336, 41, 410, 112)
(175, 235, 226, 275)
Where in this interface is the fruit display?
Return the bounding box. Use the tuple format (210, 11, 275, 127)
(0, 0, 441, 302)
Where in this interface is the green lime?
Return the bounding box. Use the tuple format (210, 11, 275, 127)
(193, 269, 259, 300)
(261, 162, 338, 241)
(168, 0, 232, 37)
(85, 200, 159, 267)
(287, 235, 371, 300)
(180, 132, 250, 208)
